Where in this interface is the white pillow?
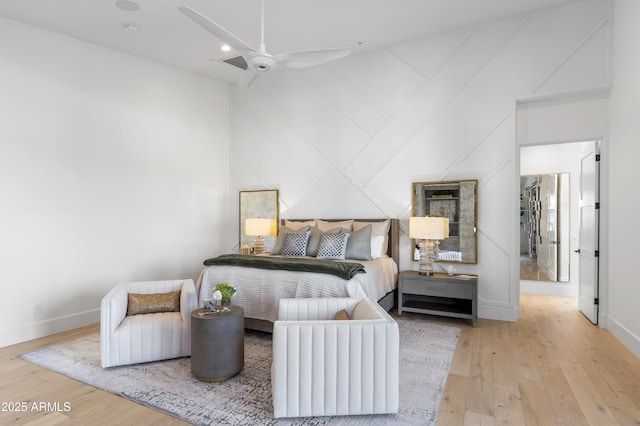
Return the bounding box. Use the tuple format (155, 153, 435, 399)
(370, 235, 387, 258)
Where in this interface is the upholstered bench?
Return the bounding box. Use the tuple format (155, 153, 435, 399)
(272, 297, 399, 418)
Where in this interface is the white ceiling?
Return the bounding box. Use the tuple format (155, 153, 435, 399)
(0, 0, 583, 84)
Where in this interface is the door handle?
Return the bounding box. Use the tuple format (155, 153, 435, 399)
(574, 249, 580, 253)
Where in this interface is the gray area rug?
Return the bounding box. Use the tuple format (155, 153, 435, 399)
(19, 319, 459, 425)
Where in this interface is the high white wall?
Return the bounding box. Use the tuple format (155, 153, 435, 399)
(0, 17, 230, 347)
(607, 0, 640, 356)
(230, 0, 611, 321)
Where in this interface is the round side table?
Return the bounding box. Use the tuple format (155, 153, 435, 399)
(191, 306, 244, 382)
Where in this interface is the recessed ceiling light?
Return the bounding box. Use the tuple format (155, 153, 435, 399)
(122, 23, 139, 33)
(115, 1, 140, 12)
(221, 45, 231, 52)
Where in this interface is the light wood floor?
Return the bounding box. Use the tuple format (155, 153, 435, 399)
(1, 294, 638, 425)
(437, 294, 640, 425)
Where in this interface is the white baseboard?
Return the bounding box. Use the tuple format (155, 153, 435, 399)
(520, 280, 578, 297)
(479, 303, 519, 322)
(601, 314, 640, 358)
(0, 309, 100, 348)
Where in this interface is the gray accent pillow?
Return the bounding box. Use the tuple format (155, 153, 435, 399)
(271, 225, 310, 255)
(281, 231, 311, 256)
(317, 232, 350, 259)
(344, 224, 373, 261)
(305, 226, 323, 256)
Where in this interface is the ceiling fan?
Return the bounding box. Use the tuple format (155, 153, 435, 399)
(178, 1, 351, 87)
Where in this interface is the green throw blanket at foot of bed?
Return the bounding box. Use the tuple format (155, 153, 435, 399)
(203, 254, 366, 280)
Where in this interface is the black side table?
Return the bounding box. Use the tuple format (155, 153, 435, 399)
(191, 306, 244, 382)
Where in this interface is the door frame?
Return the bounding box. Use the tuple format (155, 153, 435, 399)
(514, 90, 609, 325)
(516, 139, 607, 322)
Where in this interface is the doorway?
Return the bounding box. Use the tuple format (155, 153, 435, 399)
(515, 91, 607, 323)
(519, 140, 601, 324)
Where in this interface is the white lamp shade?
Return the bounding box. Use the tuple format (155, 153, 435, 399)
(409, 216, 450, 240)
(245, 218, 273, 236)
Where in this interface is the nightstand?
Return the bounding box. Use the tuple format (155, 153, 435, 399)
(398, 270, 477, 325)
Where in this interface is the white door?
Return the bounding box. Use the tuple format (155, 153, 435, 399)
(577, 141, 600, 324)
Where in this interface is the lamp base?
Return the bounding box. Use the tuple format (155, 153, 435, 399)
(418, 239, 439, 276)
(252, 236, 266, 255)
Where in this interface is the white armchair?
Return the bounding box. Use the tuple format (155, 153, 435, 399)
(100, 279, 197, 368)
(272, 297, 399, 418)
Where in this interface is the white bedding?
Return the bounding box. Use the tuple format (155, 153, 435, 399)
(438, 251, 463, 261)
(196, 256, 398, 324)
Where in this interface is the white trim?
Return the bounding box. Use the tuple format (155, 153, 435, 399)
(478, 303, 519, 322)
(0, 309, 99, 348)
(602, 313, 640, 358)
(520, 280, 578, 297)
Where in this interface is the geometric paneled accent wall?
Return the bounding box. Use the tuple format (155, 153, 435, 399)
(230, 0, 611, 321)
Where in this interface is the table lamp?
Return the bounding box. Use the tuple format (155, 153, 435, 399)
(245, 218, 273, 255)
(409, 216, 449, 275)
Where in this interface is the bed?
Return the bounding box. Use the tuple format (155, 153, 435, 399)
(196, 218, 400, 332)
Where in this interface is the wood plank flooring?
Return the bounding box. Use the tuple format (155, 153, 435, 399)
(0, 294, 638, 425)
(437, 294, 640, 425)
(0, 324, 188, 426)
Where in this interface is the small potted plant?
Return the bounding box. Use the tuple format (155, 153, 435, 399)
(213, 282, 236, 312)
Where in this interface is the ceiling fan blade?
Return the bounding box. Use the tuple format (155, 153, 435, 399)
(178, 6, 254, 54)
(238, 70, 259, 88)
(274, 47, 351, 69)
(222, 55, 248, 71)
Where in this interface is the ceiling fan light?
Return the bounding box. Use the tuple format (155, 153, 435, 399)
(115, 1, 140, 12)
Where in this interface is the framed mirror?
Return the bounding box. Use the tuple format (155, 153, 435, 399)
(239, 190, 279, 253)
(412, 180, 478, 264)
(520, 173, 569, 282)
